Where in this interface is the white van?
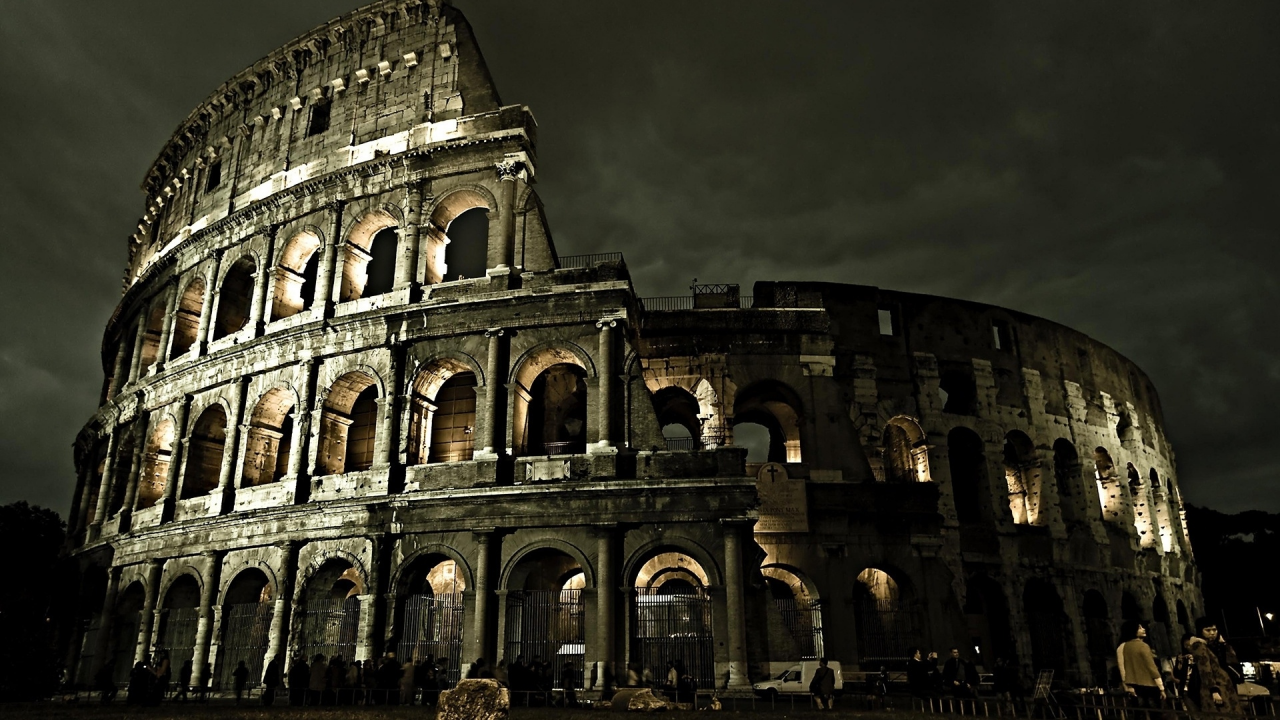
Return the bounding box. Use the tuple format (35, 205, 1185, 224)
(752, 661, 844, 698)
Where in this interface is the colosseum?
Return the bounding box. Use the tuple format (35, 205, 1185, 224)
(63, 0, 1201, 697)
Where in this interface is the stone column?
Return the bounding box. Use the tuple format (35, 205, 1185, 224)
(288, 361, 316, 504)
(89, 431, 119, 540)
(160, 397, 190, 523)
(470, 530, 498, 664)
(127, 311, 151, 385)
(190, 550, 223, 689)
(357, 534, 387, 662)
(266, 541, 299, 670)
(594, 320, 617, 450)
(395, 184, 423, 293)
(70, 457, 92, 541)
(135, 559, 164, 665)
(374, 351, 399, 469)
(216, 378, 248, 514)
(89, 565, 122, 678)
(721, 521, 751, 689)
(250, 228, 277, 335)
(194, 261, 217, 355)
(489, 159, 522, 270)
(594, 526, 617, 687)
(118, 424, 146, 531)
(106, 333, 130, 401)
(477, 329, 507, 458)
(315, 202, 344, 318)
(154, 284, 181, 374)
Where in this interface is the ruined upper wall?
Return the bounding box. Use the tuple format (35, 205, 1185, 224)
(125, 0, 513, 290)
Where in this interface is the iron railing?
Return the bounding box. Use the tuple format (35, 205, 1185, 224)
(296, 596, 360, 665)
(558, 252, 625, 269)
(640, 295, 756, 311)
(505, 589, 586, 693)
(217, 602, 274, 689)
(775, 598, 826, 660)
(632, 588, 716, 692)
(397, 593, 465, 687)
(156, 607, 200, 684)
(663, 437, 699, 452)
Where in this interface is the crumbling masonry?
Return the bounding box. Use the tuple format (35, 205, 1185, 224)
(63, 0, 1200, 693)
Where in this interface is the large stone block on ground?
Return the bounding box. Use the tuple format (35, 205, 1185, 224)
(437, 678, 510, 720)
(611, 687, 671, 712)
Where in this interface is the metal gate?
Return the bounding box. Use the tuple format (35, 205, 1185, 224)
(111, 612, 142, 684)
(156, 607, 200, 682)
(297, 596, 360, 663)
(1026, 609, 1067, 675)
(632, 588, 715, 690)
(397, 593, 465, 686)
(856, 597, 917, 667)
(775, 598, 825, 660)
(217, 602, 274, 689)
(505, 589, 585, 690)
(76, 619, 100, 686)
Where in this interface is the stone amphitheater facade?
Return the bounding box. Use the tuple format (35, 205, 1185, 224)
(64, 0, 1201, 694)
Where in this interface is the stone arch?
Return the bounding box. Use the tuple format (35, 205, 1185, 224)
(212, 254, 258, 340)
(137, 415, 175, 510)
(1053, 438, 1088, 525)
(652, 385, 702, 450)
(222, 566, 274, 604)
(511, 343, 595, 456)
(393, 544, 475, 595)
(181, 402, 229, 499)
(242, 385, 298, 487)
(426, 186, 496, 284)
(407, 356, 481, 465)
(626, 542, 718, 689)
(881, 415, 930, 483)
(761, 564, 826, 660)
(271, 227, 324, 321)
(294, 552, 365, 663)
(294, 548, 369, 603)
(159, 566, 205, 606)
(501, 538, 596, 590)
(732, 379, 805, 464)
(218, 558, 281, 605)
(1022, 578, 1071, 677)
(156, 571, 202, 672)
(169, 274, 207, 359)
(852, 566, 920, 665)
(948, 427, 989, 524)
(339, 206, 401, 302)
(391, 548, 469, 672)
(318, 370, 381, 475)
(138, 296, 168, 370)
(1093, 446, 1124, 522)
(1003, 430, 1041, 525)
(963, 573, 1017, 669)
(1082, 589, 1113, 686)
(623, 537, 723, 588)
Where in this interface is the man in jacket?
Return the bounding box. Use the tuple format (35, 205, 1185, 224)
(810, 657, 836, 710)
(1117, 620, 1166, 707)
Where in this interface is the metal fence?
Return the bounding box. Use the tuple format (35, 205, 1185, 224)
(297, 596, 360, 664)
(505, 589, 586, 691)
(217, 601, 273, 689)
(775, 598, 825, 660)
(156, 607, 199, 680)
(111, 612, 142, 684)
(639, 295, 757, 311)
(397, 593, 465, 686)
(632, 588, 715, 691)
(856, 597, 919, 667)
(558, 252, 625, 269)
(663, 437, 699, 452)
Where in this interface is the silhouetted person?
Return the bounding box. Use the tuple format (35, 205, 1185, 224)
(562, 661, 580, 707)
(908, 647, 933, 698)
(262, 659, 281, 706)
(288, 655, 309, 706)
(232, 660, 250, 703)
(943, 648, 978, 698)
(126, 661, 150, 705)
(175, 659, 192, 702)
(95, 658, 118, 704)
(308, 653, 327, 706)
(810, 657, 836, 709)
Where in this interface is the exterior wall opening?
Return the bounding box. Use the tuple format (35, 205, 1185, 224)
(137, 418, 175, 509)
(396, 554, 465, 686)
(1022, 579, 1070, 677)
(963, 575, 1016, 671)
(853, 568, 917, 667)
(271, 232, 321, 321)
(631, 550, 714, 691)
(213, 257, 256, 340)
(139, 302, 166, 371)
(1003, 430, 1039, 525)
(761, 566, 824, 660)
(732, 380, 804, 463)
(881, 416, 929, 483)
(1083, 589, 1112, 687)
(363, 228, 398, 297)
(443, 207, 489, 281)
(297, 560, 362, 665)
(526, 363, 587, 456)
(504, 549, 586, 693)
(652, 386, 701, 451)
(181, 405, 228, 499)
(110, 582, 146, 684)
(339, 211, 398, 302)
(407, 360, 477, 465)
(948, 428, 989, 524)
(318, 372, 379, 475)
(155, 574, 201, 682)
(107, 429, 138, 515)
(242, 388, 295, 487)
(169, 277, 205, 359)
(218, 569, 273, 691)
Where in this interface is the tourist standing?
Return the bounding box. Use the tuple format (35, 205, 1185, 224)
(232, 660, 250, 703)
(175, 659, 192, 702)
(907, 647, 933, 698)
(1187, 618, 1241, 714)
(809, 657, 836, 710)
(1117, 620, 1166, 707)
(288, 655, 309, 706)
(261, 659, 281, 706)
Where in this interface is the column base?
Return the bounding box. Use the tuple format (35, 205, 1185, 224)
(726, 661, 751, 689)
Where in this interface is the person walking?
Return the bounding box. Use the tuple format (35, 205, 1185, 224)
(810, 657, 836, 710)
(232, 660, 250, 703)
(175, 659, 192, 702)
(1187, 618, 1241, 715)
(261, 659, 281, 706)
(1117, 620, 1166, 709)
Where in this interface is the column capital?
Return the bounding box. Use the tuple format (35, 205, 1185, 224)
(595, 318, 619, 330)
(484, 327, 506, 339)
(495, 152, 533, 182)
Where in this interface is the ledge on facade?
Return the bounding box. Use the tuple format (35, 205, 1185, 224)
(311, 467, 390, 502)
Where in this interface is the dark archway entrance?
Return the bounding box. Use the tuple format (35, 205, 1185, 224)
(1023, 579, 1070, 678)
(395, 555, 466, 686)
(630, 550, 715, 690)
(1083, 590, 1113, 687)
(156, 575, 201, 683)
(217, 569, 274, 690)
(964, 574, 1016, 671)
(296, 560, 362, 664)
(505, 549, 586, 693)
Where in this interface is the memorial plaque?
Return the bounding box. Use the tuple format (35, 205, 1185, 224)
(755, 462, 809, 533)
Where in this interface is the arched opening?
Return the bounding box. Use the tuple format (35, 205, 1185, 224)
(964, 575, 1016, 671)
(138, 301, 166, 371)
(155, 574, 201, 679)
(1053, 439, 1086, 525)
(948, 428, 988, 524)
(297, 559, 363, 665)
(111, 582, 146, 684)
(1083, 590, 1112, 687)
(271, 231, 321, 321)
(1152, 469, 1175, 553)
(1094, 447, 1123, 521)
(318, 372, 379, 475)
(406, 360, 478, 465)
(72, 567, 110, 683)
(732, 381, 804, 463)
(762, 566, 824, 660)
(339, 212, 398, 302)
(169, 277, 205, 359)
(182, 405, 227, 499)
(217, 569, 274, 691)
(1023, 579, 1070, 677)
(107, 428, 138, 516)
(1150, 583, 1173, 657)
(427, 191, 491, 284)
(395, 555, 466, 686)
(1003, 431, 1039, 525)
(137, 418, 175, 510)
(505, 549, 586, 693)
(652, 386, 701, 452)
(213, 257, 256, 340)
(1121, 592, 1142, 623)
(631, 550, 714, 690)
(882, 416, 930, 483)
(242, 389, 295, 487)
(528, 364, 588, 456)
(81, 443, 108, 537)
(442, 207, 489, 281)
(1176, 599, 1190, 636)
(113, 325, 138, 390)
(733, 422, 771, 463)
(853, 568, 917, 667)
(938, 365, 978, 415)
(1127, 463, 1154, 546)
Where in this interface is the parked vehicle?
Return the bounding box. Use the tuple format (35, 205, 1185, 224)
(752, 661, 844, 698)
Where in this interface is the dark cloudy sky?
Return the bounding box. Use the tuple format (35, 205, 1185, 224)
(1, 1, 1277, 515)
